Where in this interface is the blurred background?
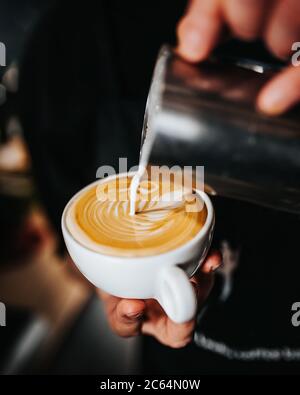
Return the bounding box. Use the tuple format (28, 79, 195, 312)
(0, 0, 143, 374)
(1, 0, 299, 376)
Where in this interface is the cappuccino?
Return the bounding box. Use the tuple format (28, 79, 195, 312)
(65, 175, 207, 257)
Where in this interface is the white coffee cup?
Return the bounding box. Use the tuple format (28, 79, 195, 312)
(61, 172, 215, 323)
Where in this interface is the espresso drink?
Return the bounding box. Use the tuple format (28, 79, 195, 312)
(66, 175, 207, 257)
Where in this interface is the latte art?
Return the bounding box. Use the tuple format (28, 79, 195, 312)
(66, 176, 207, 257)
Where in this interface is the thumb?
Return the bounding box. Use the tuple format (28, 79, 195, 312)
(112, 299, 146, 337)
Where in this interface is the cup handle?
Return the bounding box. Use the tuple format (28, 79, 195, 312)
(156, 265, 197, 324)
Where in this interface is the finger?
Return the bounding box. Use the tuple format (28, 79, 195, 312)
(142, 252, 221, 347)
(112, 299, 146, 337)
(191, 270, 214, 308)
(100, 291, 146, 337)
(177, 0, 222, 62)
(264, 0, 300, 59)
(142, 300, 196, 348)
(222, 0, 271, 41)
(190, 251, 222, 308)
(257, 65, 300, 115)
(162, 317, 196, 348)
(201, 250, 222, 274)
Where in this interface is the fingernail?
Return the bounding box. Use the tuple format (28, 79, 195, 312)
(210, 261, 222, 272)
(258, 90, 286, 115)
(205, 251, 223, 273)
(179, 28, 203, 61)
(126, 312, 143, 319)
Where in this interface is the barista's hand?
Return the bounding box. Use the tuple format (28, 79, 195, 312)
(177, 0, 300, 115)
(98, 251, 221, 348)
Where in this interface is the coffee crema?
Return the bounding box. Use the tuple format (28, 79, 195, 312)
(66, 176, 207, 257)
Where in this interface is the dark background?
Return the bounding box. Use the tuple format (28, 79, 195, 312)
(0, 0, 299, 375)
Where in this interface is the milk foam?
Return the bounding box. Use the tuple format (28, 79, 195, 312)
(66, 176, 207, 257)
